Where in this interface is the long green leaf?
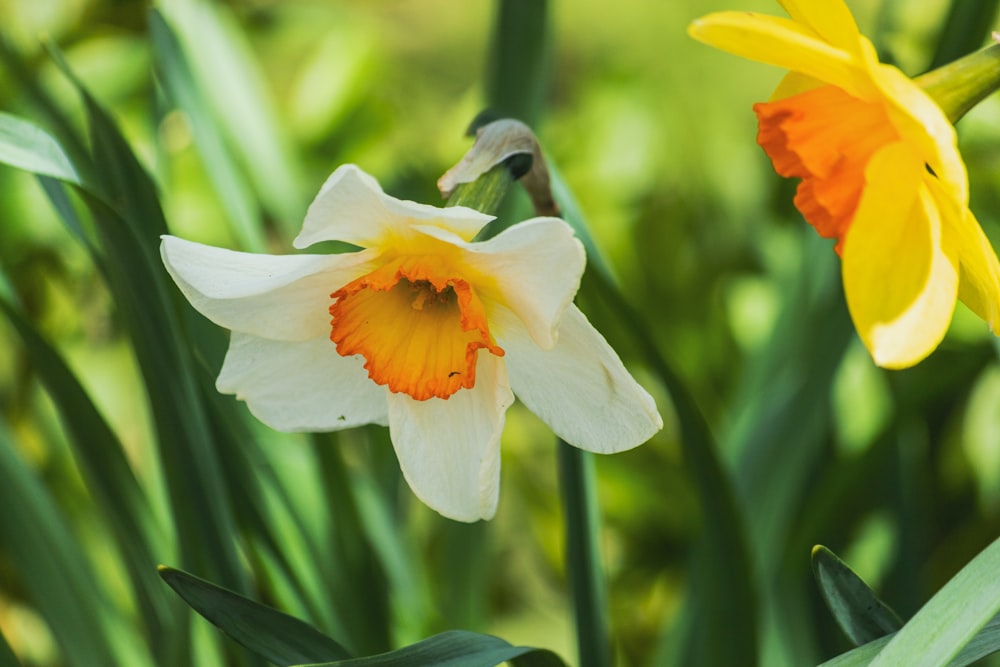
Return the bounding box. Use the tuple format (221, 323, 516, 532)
(868, 537, 1000, 666)
(148, 9, 266, 251)
(818, 613, 1000, 667)
(0, 36, 99, 189)
(557, 442, 611, 667)
(715, 229, 853, 665)
(812, 545, 903, 646)
(313, 437, 395, 655)
(0, 111, 80, 185)
(40, 41, 249, 596)
(0, 419, 123, 667)
(485, 0, 550, 125)
(583, 265, 758, 666)
(0, 625, 21, 667)
(300, 630, 567, 667)
(0, 298, 173, 649)
(159, 566, 352, 666)
(36, 176, 102, 262)
(927, 0, 1000, 70)
(196, 367, 346, 644)
(157, 0, 307, 233)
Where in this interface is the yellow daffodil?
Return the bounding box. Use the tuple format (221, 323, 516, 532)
(689, 0, 1000, 368)
(161, 165, 662, 521)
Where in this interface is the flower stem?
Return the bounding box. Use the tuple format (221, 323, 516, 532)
(558, 439, 612, 667)
(444, 141, 614, 667)
(445, 162, 517, 215)
(917, 42, 1000, 123)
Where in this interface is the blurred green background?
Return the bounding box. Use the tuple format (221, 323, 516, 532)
(1, 0, 999, 665)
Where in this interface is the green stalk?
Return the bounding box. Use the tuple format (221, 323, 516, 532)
(446, 138, 613, 667)
(475, 3, 607, 659)
(446, 162, 517, 215)
(558, 441, 612, 667)
(917, 42, 1000, 124)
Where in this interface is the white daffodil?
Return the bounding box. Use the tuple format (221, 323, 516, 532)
(161, 164, 662, 521)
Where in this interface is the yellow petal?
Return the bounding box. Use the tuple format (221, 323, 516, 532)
(873, 64, 968, 204)
(951, 210, 1000, 331)
(777, 0, 863, 54)
(688, 12, 873, 98)
(754, 84, 898, 246)
(769, 71, 825, 100)
(842, 142, 959, 368)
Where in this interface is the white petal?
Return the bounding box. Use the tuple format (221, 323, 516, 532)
(217, 332, 388, 432)
(386, 354, 514, 522)
(414, 217, 585, 349)
(501, 305, 662, 453)
(294, 164, 494, 249)
(161, 235, 378, 341)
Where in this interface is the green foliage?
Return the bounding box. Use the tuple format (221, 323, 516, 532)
(160, 566, 567, 667)
(298, 631, 568, 667)
(159, 567, 351, 665)
(811, 546, 902, 646)
(816, 539, 1000, 666)
(0, 0, 999, 666)
(0, 112, 80, 184)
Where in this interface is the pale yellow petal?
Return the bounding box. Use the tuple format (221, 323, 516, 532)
(842, 142, 959, 368)
(777, 0, 863, 54)
(688, 12, 874, 98)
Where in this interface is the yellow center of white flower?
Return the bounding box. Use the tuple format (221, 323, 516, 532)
(329, 257, 504, 401)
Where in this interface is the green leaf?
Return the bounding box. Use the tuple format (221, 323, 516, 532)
(818, 613, 1000, 667)
(0, 111, 81, 185)
(0, 419, 122, 667)
(299, 630, 567, 667)
(812, 545, 903, 646)
(159, 566, 352, 666)
(583, 264, 758, 666)
(149, 8, 267, 251)
(485, 0, 550, 125)
(867, 537, 1000, 667)
(157, 0, 307, 233)
(547, 161, 617, 285)
(37, 176, 102, 260)
(0, 36, 98, 189)
(0, 624, 21, 667)
(928, 0, 1000, 70)
(0, 298, 173, 648)
(38, 41, 250, 596)
(313, 436, 397, 655)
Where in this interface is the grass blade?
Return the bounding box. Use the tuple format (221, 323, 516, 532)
(818, 613, 1000, 667)
(159, 566, 352, 666)
(485, 0, 550, 124)
(811, 545, 903, 646)
(0, 419, 123, 667)
(149, 9, 266, 251)
(927, 0, 1000, 69)
(0, 297, 174, 651)
(301, 630, 567, 667)
(157, 0, 307, 233)
(582, 237, 757, 667)
(0, 625, 21, 667)
(0, 111, 81, 185)
(35, 41, 250, 595)
(867, 537, 1000, 667)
